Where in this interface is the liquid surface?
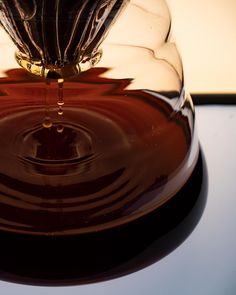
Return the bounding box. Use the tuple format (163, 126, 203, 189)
(0, 152, 207, 286)
(0, 68, 197, 235)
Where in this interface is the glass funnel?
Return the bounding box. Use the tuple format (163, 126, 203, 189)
(0, 0, 199, 235)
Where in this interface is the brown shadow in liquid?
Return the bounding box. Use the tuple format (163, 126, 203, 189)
(0, 149, 208, 286)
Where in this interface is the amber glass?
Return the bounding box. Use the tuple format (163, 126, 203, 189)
(0, 0, 199, 235)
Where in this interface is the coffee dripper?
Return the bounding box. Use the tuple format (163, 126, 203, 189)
(0, 0, 199, 235)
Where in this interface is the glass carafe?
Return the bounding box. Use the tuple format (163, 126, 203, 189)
(0, 0, 199, 235)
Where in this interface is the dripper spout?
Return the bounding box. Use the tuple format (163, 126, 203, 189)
(0, 0, 128, 78)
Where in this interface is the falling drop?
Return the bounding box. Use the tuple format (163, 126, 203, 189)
(42, 80, 52, 128)
(57, 124, 64, 133)
(57, 78, 64, 116)
(42, 116, 52, 128)
(58, 107, 63, 116)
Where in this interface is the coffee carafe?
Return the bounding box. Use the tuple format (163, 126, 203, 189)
(0, 0, 199, 235)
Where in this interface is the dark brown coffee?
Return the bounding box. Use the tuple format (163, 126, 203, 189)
(0, 67, 197, 235)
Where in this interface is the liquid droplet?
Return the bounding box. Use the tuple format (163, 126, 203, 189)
(42, 80, 52, 128)
(57, 78, 64, 116)
(42, 116, 52, 128)
(57, 101, 64, 106)
(58, 107, 63, 116)
(57, 124, 64, 133)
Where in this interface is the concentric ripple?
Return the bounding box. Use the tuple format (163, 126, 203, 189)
(0, 69, 198, 235)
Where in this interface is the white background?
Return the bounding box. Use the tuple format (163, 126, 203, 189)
(168, 0, 236, 93)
